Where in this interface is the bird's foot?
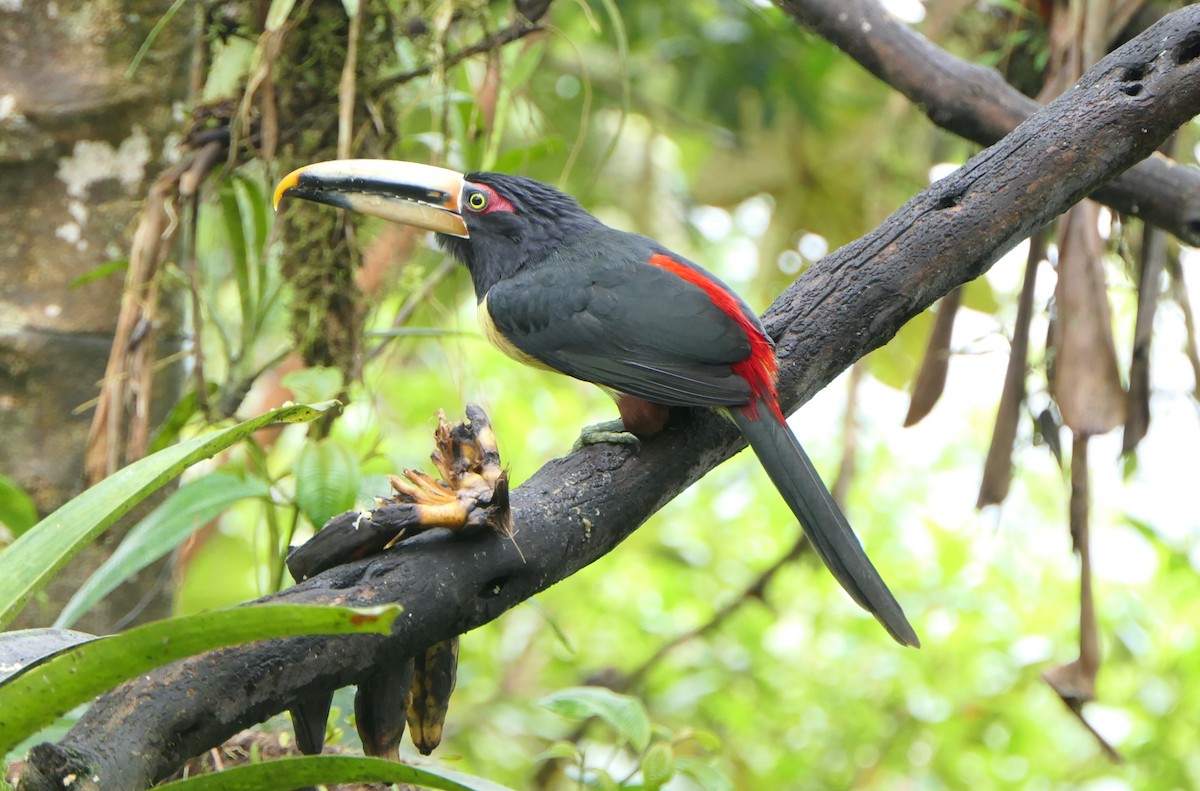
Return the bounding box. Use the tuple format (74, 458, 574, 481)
(572, 419, 642, 452)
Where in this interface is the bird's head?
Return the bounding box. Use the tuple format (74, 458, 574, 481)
(274, 160, 601, 297)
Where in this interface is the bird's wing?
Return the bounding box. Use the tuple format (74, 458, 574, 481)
(484, 253, 756, 408)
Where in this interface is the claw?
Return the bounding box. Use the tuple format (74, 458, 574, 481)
(572, 419, 642, 452)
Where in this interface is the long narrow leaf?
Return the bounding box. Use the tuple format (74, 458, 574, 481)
(0, 629, 96, 684)
(0, 401, 338, 629)
(218, 182, 254, 354)
(54, 472, 271, 629)
(0, 603, 397, 754)
(155, 755, 516, 791)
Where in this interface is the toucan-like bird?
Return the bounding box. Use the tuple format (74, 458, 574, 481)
(275, 160, 918, 647)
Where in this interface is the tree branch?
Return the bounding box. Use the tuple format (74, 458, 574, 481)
(374, 19, 544, 91)
(19, 7, 1200, 789)
(776, 0, 1200, 246)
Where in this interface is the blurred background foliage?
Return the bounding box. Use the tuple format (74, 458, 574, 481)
(6, 0, 1200, 788)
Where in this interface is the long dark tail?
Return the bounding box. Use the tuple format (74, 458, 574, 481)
(732, 401, 919, 647)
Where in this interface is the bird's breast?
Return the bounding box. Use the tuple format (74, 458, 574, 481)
(477, 294, 555, 372)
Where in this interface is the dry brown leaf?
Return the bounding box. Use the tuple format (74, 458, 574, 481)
(1123, 221, 1166, 454)
(1050, 200, 1126, 436)
(1040, 433, 1120, 761)
(978, 232, 1045, 507)
(903, 287, 962, 427)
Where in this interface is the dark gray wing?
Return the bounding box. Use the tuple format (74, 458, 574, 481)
(484, 251, 756, 408)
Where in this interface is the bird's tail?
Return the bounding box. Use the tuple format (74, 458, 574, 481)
(732, 401, 919, 647)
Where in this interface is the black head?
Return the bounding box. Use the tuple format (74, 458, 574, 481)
(439, 172, 603, 297)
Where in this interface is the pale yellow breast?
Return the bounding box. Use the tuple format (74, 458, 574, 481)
(477, 294, 555, 372)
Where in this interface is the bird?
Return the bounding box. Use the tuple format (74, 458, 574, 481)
(274, 160, 918, 647)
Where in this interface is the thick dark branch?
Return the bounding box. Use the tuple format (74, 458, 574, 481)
(776, 0, 1200, 246)
(20, 8, 1200, 789)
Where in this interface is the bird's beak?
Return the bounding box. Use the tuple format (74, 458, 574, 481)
(273, 159, 469, 239)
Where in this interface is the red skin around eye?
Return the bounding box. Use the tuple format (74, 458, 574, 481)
(471, 184, 515, 214)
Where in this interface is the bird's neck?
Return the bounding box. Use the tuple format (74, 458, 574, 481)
(440, 227, 601, 302)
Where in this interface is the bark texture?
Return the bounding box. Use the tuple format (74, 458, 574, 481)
(776, 0, 1200, 246)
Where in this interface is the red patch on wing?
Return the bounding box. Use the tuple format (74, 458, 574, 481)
(473, 183, 515, 214)
(647, 254, 784, 422)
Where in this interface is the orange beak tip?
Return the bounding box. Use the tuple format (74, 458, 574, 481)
(273, 170, 301, 211)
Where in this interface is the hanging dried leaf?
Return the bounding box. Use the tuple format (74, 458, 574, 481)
(978, 232, 1045, 507)
(1165, 256, 1200, 399)
(903, 287, 962, 427)
(1042, 435, 1119, 761)
(1122, 221, 1166, 454)
(1035, 408, 1065, 469)
(1050, 200, 1126, 436)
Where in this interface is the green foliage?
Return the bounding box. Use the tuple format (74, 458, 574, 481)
(67, 258, 128, 290)
(0, 604, 399, 755)
(154, 754, 515, 791)
(537, 687, 728, 790)
(541, 687, 652, 752)
(0, 476, 37, 539)
(0, 401, 338, 629)
(294, 438, 361, 529)
(54, 471, 273, 629)
(9, 0, 1200, 788)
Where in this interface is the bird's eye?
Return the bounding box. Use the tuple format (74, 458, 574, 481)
(467, 190, 488, 211)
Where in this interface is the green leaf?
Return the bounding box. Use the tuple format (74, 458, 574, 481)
(0, 604, 398, 754)
(961, 275, 999, 315)
(0, 401, 338, 629)
(54, 471, 271, 629)
(232, 174, 270, 258)
(147, 389, 206, 455)
(0, 475, 37, 537)
(218, 180, 254, 350)
(641, 743, 675, 790)
(585, 769, 618, 791)
(672, 727, 723, 753)
(202, 36, 256, 101)
(281, 366, 345, 405)
(294, 438, 360, 529)
(539, 687, 651, 752)
(125, 0, 188, 78)
(533, 740, 582, 764)
(154, 754, 516, 791)
(673, 757, 732, 791)
(864, 308, 932, 391)
(68, 258, 128, 289)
